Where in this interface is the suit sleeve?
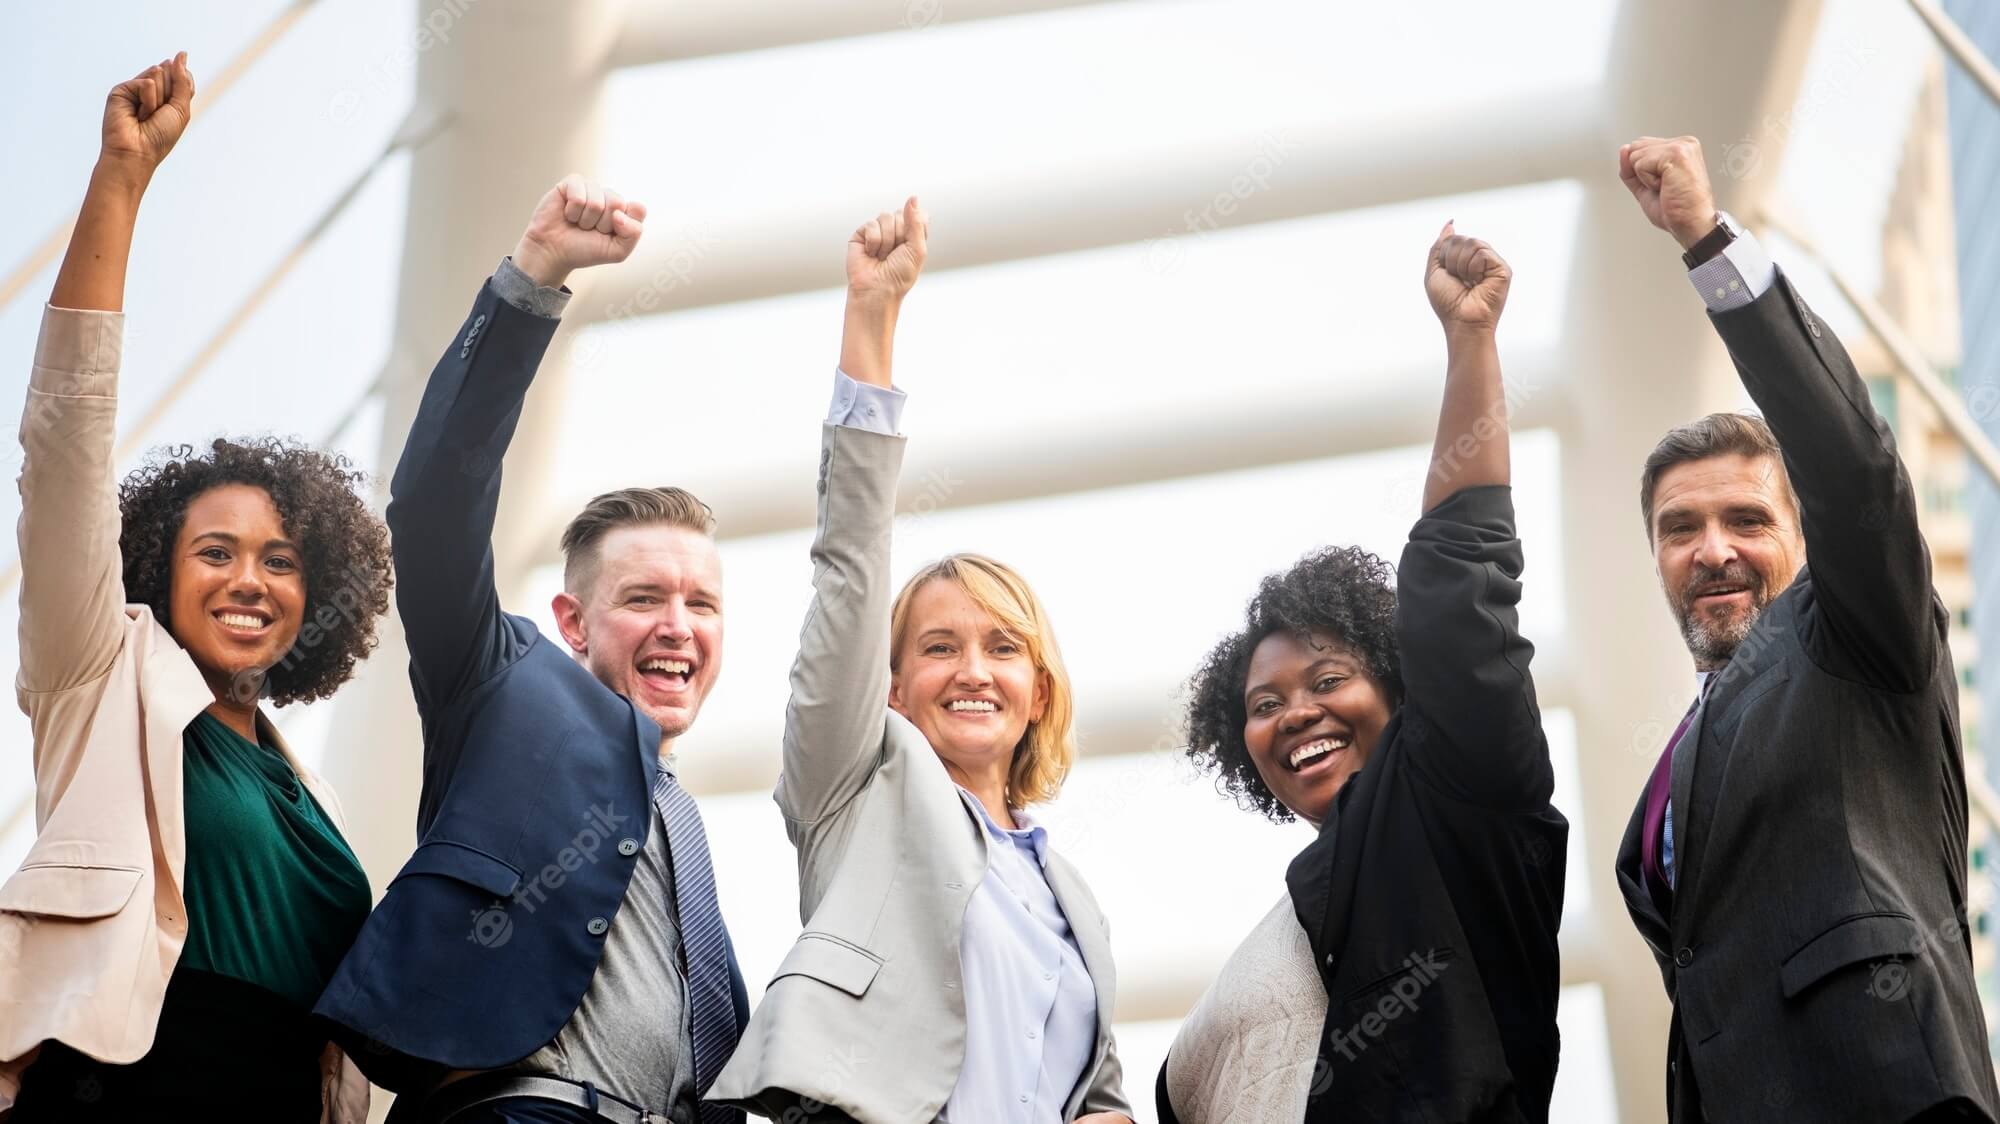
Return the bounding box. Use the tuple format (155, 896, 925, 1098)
(385, 279, 560, 708)
(1707, 271, 1935, 689)
(1394, 485, 1553, 809)
(15, 306, 126, 708)
(1080, 1030, 1133, 1118)
(774, 423, 905, 825)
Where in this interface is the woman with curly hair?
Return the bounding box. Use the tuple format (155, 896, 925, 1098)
(0, 55, 390, 1124)
(1158, 227, 1568, 1124)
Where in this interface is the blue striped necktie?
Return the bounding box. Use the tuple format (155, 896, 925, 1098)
(650, 766, 743, 1124)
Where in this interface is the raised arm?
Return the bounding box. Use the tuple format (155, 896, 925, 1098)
(1396, 228, 1552, 807)
(777, 198, 927, 825)
(1621, 136, 1933, 686)
(19, 55, 194, 702)
(386, 177, 644, 706)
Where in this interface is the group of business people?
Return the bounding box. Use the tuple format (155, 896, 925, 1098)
(0, 49, 1994, 1124)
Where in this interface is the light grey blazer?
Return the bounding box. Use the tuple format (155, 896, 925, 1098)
(711, 423, 1129, 1123)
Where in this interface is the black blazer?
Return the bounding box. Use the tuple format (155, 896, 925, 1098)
(1612, 272, 1998, 1124)
(314, 279, 748, 1091)
(1162, 486, 1569, 1123)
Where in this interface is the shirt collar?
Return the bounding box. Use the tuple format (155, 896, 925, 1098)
(955, 785, 1051, 866)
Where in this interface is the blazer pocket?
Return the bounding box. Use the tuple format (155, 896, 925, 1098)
(389, 840, 523, 898)
(1779, 911, 1923, 999)
(772, 932, 883, 998)
(0, 862, 143, 919)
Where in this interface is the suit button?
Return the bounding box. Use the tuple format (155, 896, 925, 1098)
(1675, 947, 1694, 968)
(473, 314, 486, 328)
(587, 917, 609, 936)
(618, 838, 640, 856)
(459, 346, 471, 359)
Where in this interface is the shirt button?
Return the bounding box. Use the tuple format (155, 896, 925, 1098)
(618, 838, 640, 856)
(587, 917, 609, 936)
(1675, 947, 1694, 968)
(1043, 972, 1054, 981)
(1019, 1094, 1029, 1104)
(1027, 1029, 1038, 1040)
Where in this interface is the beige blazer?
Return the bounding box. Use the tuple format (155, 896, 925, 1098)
(711, 423, 1129, 1123)
(0, 306, 368, 1123)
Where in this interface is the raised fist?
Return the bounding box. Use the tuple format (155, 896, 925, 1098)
(511, 174, 647, 290)
(1619, 136, 1719, 250)
(847, 196, 927, 302)
(102, 53, 196, 174)
(1425, 222, 1510, 331)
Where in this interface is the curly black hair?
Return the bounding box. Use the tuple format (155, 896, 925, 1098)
(1184, 545, 1404, 822)
(118, 436, 393, 706)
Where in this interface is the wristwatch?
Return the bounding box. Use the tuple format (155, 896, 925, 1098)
(1681, 211, 1743, 269)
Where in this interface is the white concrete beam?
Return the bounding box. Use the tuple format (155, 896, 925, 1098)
(611, 0, 1116, 66)
(508, 352, 1567, 582)
(570, 88, 1605, 325)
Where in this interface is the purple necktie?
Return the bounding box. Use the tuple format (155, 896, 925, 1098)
(1640, 694, 1703, 902)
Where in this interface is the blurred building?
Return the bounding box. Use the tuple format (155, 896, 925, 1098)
(1853, 56, 1997, 1001)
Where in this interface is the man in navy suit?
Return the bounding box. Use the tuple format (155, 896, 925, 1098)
(316, 176, 749, 1124)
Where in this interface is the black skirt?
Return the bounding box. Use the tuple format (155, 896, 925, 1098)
(12, 968, 326, 1123)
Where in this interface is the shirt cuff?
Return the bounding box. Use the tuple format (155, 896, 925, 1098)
(1688, 228, 1776, 313)
(492, 256, 572, 320)
(827, 368, 906, 435)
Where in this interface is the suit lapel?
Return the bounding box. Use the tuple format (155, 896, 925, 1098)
(1615, 783, 1669, 952)
(1042, 853, 1117, 1045)
(631, 701, 664, 792)
(140, 616, 218, 888)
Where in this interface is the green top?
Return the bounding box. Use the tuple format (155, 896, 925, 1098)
(177, 711, 372, 1010)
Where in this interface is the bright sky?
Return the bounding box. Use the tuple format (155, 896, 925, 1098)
(0, 3, 1946, 1121)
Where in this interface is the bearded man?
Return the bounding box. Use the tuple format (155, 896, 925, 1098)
(1612, 134, 1997, 1124)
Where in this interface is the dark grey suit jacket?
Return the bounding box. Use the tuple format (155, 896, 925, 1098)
(1614, 271, 1999, 1124)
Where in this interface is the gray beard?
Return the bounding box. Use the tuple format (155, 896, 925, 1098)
(1682, 602, 1759, 669)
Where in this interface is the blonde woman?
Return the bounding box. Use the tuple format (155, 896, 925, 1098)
(710, 201, 1131, 1124)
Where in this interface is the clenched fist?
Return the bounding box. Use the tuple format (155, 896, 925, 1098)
(1619, 136, 1719, 250)
(1425, 222, 1510, 332)
(101, 52, 196, 179)
(847, 196, 928, 303)
(511, 174, 647, 290)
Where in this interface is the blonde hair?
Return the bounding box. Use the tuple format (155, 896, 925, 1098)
(889, 553, 1077, 808)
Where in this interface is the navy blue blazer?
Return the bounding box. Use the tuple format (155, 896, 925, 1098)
(313, 279, 748, 1093)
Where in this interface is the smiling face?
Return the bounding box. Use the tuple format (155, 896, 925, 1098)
(890, 577, 1049, 793)
(1648, 453, 1806, 670)
(553, 523, 723, 749)
(168, 484, 307, 704)
(1241, 629, 1396, 826)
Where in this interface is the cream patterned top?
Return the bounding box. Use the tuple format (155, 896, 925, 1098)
(1164, 895, 1329, 1123)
